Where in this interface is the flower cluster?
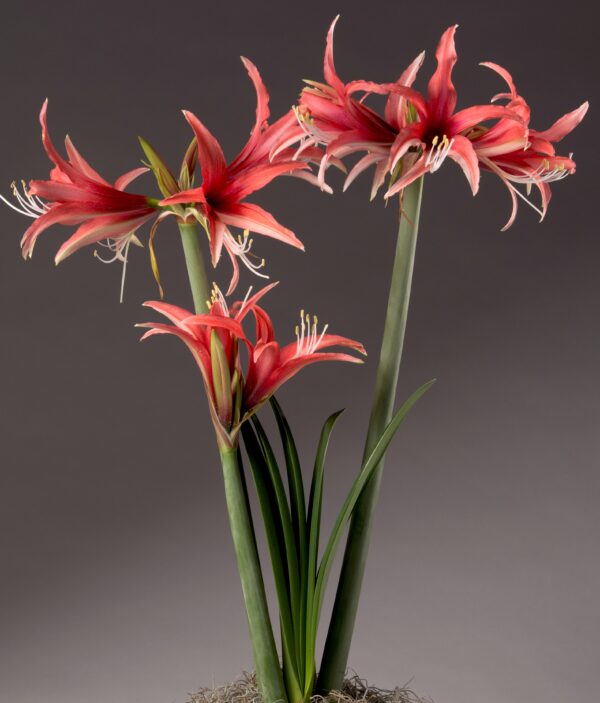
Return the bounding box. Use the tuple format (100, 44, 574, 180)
(137, 283, 366, 448)
(294, 17, 588, 228)
(2, 60, 319, 295)
(1, 100, 157, 265)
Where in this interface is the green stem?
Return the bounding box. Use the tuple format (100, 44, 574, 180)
(220, 448, 288, 703)
(317, 176, 424, 692)
(178, 221, 211, 313)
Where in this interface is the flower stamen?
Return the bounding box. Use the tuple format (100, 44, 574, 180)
(0, 180, 50, 218)
(209, 282, 229, 315)
(425, 134, 455, 172)
(225, 228, 269, 280)
(93, 234, 139, 303)
(295, 309, 329, 356)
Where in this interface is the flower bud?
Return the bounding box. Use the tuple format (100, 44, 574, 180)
(138, 136, 179, 197)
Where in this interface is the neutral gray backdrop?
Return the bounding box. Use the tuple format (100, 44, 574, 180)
(1, 2, 597, 703)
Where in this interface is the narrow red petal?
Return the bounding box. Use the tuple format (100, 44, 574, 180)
(217, 203, 304, 250)
(534, 102, 589, 143)
(20, 203, 89, 258)
(427, 25, 458, 122)
(114, 167, 150, 191)
(182, 110, 227, 192)
(324, 15, 345, 95)
(230, 57, 271, 167)
(54, 210, 154, 263)
(64, 136, 110, 185)
(448, 135, 480, 195)
(449, 104, 525, 135)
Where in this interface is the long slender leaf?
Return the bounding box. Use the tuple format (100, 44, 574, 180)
(304, 409, 344, 694)
(270, 398, 310, 683)
(251, 416, 302, 654)
(241, 423, 298, 682)
(312, 379, 436, 636)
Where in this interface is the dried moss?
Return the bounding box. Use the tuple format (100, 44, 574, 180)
(188, 672, 432, 703)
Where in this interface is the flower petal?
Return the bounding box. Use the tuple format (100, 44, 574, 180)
(182, 110, 227, 192)
(231, 281, 279, 322)
(160, 186, 207, 207)
(534, 102, 589, 143)
(54, 210, 154, 263)
(324, 15, 345, 95)
(230, 57, 271, 167)
(448, 134, 480, 195)
(480, 62, 518, 99)
(343, 153, 382, 191)
(427, 25, 458, 122)
(385, 156, 430, 199)
(64, 136, 110, 185)
(227, 160, 308, 200)
(20, 203, 90, 258)
(449, 103, 525, 135)
(39, 100, 80, 182)
(217, 202, 304, 250)
(384, 51, 426, 128)
(114, 166, 150, 191)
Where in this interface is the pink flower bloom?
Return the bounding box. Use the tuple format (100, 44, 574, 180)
(2, 100, 157, 265)
(137, 283, 366, 448)
(296, 20, 523, 201)
(297, 15, 423, 199)
(382, 25, 524, 198)
(472, 63, 588, 229)
(161, 59, 314, 293)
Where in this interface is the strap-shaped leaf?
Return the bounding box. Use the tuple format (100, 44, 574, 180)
(304, 409, 344, 693)
(251, 416, 302, 643)
(270, 397, 309, 680)
(311, 379, 436, 635)
(241, 423, 301, 695)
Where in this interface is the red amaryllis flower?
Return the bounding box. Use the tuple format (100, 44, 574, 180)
(296, 15, 424, 199)
(383, 25, 524, 198)
(161, 59, 313, 293)
(295, 20, 523, 201)
(137, 283, 366, 448)
(471, 63, 588, 229)
(2, 100, 157, 266)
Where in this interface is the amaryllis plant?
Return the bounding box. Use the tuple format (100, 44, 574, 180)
(3, 15, 587, 703)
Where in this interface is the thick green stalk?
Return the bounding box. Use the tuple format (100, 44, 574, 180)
(178, 221, 210, 313)
(220, 448, 288, 703)
(317, 177, 424, 692)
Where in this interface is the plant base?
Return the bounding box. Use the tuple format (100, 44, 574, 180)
(187, 672, 432, 703)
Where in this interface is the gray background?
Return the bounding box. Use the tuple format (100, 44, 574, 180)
(1, 2, 598, 702)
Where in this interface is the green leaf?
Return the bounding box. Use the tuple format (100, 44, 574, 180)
(270, 398, 309, 680)
(241, 423, 301, 696)
(304, 409, 344, 693)
(251, 416, 302, 654)
(312, 379, 436, 637)
(138, 136, 179, 197)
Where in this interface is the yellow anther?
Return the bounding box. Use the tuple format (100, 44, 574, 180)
(431, 135, 439, 147)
